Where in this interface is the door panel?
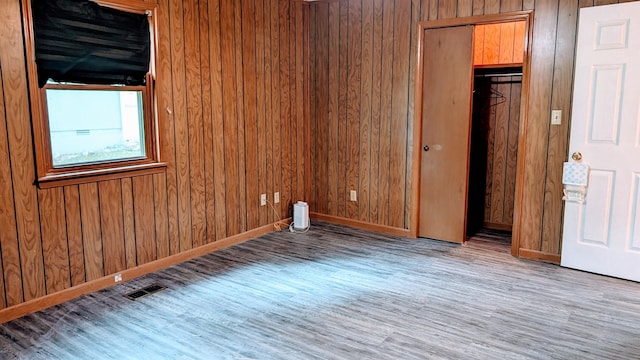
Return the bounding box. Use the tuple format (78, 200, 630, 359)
(419, 26, 474, 243)
(562, 2, 640, 282)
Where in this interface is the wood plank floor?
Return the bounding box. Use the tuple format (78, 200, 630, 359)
(0, 221, 638, 359)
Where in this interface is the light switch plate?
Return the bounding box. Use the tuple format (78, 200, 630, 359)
(350, 190, 357, 202)
(551, 110, 562, 125)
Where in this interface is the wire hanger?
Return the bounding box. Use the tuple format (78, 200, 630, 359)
(490, 87, 504, 99)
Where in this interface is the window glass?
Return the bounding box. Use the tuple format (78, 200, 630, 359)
(46, 88, 146, 167)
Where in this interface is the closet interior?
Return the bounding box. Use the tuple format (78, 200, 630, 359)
(466, 21, 525, 244)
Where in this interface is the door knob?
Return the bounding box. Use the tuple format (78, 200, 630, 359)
(423, 145, 430, 152)
(571, 152, 582, 161)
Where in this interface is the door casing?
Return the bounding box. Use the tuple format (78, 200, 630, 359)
(411, 11, 534, 256)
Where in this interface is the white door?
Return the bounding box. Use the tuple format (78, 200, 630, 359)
(561, 2, 640, 282)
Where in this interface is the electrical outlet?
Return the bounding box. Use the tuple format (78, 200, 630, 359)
(260, 194, 267, 206)
(274, 192, 280, 204)
(551, 109, 562, 125)
(350, 190, 357, 202)
(114, 274, 122, 282)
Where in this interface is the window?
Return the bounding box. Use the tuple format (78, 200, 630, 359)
(25, 0, 164, 187)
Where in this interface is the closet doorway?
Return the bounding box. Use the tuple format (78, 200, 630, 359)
(467, 22, 525, 245)
(411, 12, 532, 256)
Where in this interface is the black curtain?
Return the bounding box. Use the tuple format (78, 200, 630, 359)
(31, 0, 150, 87)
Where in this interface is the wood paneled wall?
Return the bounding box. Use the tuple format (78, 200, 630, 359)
(309, 0, 638, 256)
(0, 0, 307, 312)
(473, 21, 526, 65)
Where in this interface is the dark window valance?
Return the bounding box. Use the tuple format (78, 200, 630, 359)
(31, 0, 150, 87)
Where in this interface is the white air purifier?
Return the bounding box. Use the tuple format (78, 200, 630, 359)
(292, 201, 309, 230)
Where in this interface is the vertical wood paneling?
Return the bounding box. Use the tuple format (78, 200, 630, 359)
(295, 2, 306, 205)
(438, 0, 457, 18)
(541, 0, 579, 254)
(242, 0, 259, 231)
(169, 0, 193, 252)
(271, 0, 282, 220)
(485, 0, 501, 13)
(474, 26, 486, 66)
(513, 21, 526, 63)
(429, 0, 438, 20)
(133, 175, 156, 265)
(310, 5, 317, 211)
(489, 78, 510, 223)
(220, 0, 240, 236)
(120, 178, 137, 269)
(500, 0, 523, 12)
(38, 188, 70, 294)
(473, 0, 486, 15)
(153, 174, 169, 259)
(199, 0, 215, 243)
(370, 0, 383, 223)
(98, 180, 126, 275)
(337, 0, 349, 218)
(389, 0, 410, 228)
(63, 186, 85, 286)
(264, 0, 274, 224)
(184, 0, 206, 249)
(289, 2, 298, 208)
(521, 0, 559, 251)
(0, 0, 45, 302)
(405, 0, 422, 228)
(208, 0, 227, 240)
(156, 0, 180, 257)
(0, 0, 308, 314)
(327, 2, 339, 216)
(505, 78, 521, 224)
(378, 0, 394, 225)
(315, 3, 329, 215)
(498, 22, 516, 63)
(309, 0, 607, 258)
(0, 67, 21, 307)
(482, 24, 501, 64)
(475, 21, 525, 66)
(358, 0, 373, 222)
(256, 0, 268, 226)
(484, 95, 496, 221)
(79, 183, 103, 281)
(234, 0, 248, 234)
(346, 0, 362, 220)
(279, 0, 292, 219)
(459, 0, 474, 16)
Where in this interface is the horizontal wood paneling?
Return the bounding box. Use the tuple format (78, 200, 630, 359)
(309, 0, 636, 256)
(0, 0, 307, 316)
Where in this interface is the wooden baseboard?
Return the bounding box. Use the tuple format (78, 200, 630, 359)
(310, 212, 412, 238)
(483, 222, 513, 232)
(518, 249, 561, 264)
(0, 221, 285, 324)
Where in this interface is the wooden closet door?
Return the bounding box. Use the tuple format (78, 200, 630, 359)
(418, 25, 474, 243)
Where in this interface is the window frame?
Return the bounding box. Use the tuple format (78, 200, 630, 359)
(23, 0, 165, 189)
